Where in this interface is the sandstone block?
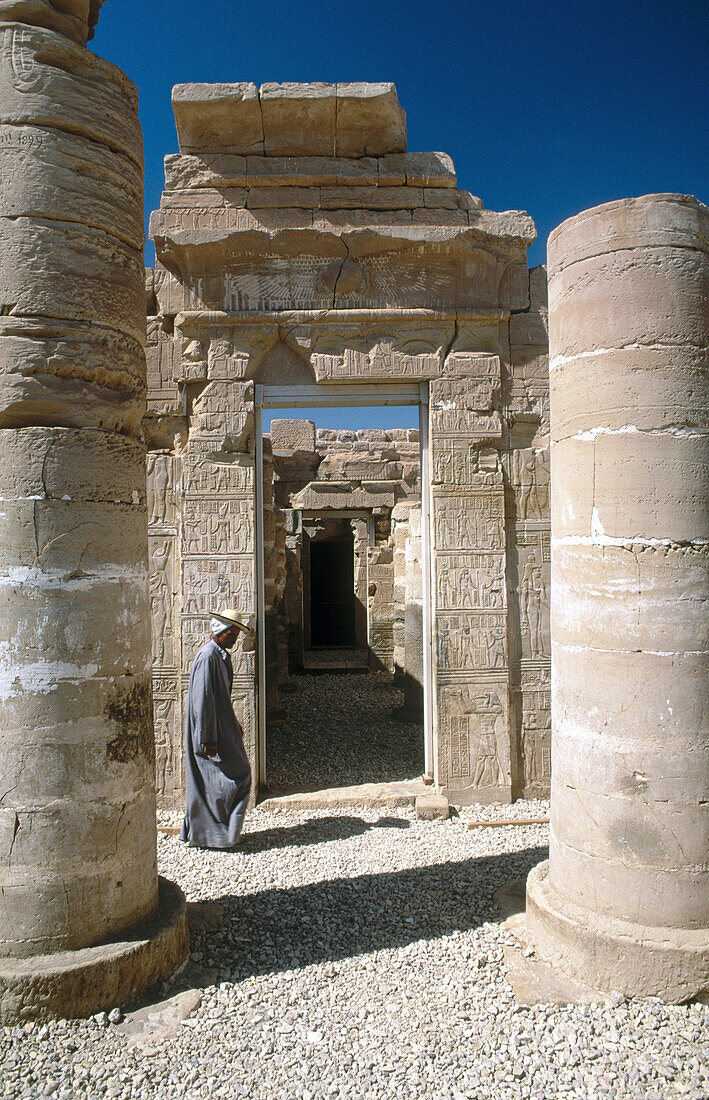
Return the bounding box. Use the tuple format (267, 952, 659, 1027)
(164, 152, 247, 190)
(319, 186, 423, 210)
(173, 82, 263, 154)
(246, 186, 319, 209)
(0, 319, 145, 433)
(334, 83, 406, 156)
(0, 124, 143, 249)
(171, 81, 407, 158)
(379, 152, 456, 188)
(260, 82, 336, 156)
(415, 793, 450, 820)
(0, 1, 99, 43)
(0, 217, 145, 345)
(270, 418, 316, 452)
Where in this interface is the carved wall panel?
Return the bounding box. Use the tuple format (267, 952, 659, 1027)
(179, 416, 258, 795)
(505, 444, 552, 795)
(147, 453, 183, 805)
(146, 318, 180, 413)
(368, 544, 395, 672)
(430, 368, 513, 804)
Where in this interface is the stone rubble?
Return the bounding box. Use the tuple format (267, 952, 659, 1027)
(2, 801, 707, 1099)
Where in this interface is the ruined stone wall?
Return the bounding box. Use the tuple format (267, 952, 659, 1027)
(144, 81, 551, 807)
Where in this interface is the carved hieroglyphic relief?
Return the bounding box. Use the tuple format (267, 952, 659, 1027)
(147, 454, 182, 803)
(511, 448, 550, 523)
(506, 443, 552, 794)
(430, 370, 512, 803)
(146, 318, 180, 412)
(438, 684, 511, 796)
(436, 612, 507, 670)
(520, 677, 552, 792)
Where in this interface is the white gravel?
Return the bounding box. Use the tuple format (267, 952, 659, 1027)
(2, 800, 707, 1099)
(266, 673, 424, 793)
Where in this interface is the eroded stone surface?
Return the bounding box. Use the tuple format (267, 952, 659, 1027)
(172, 81, 407, 157)
(0, 0, 186, 1019)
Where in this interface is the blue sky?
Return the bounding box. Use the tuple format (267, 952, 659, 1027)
(93, 0, 707, 430)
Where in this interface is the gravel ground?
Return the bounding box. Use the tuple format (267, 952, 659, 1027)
(266, 673, 424, 793)
(3, 801, 707, 1100)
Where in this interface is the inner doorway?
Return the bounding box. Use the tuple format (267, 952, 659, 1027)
(309, 536, 356, 648)
(254, 383, 434, 797)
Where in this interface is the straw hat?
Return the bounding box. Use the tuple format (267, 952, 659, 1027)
(210, 608, 251, 633)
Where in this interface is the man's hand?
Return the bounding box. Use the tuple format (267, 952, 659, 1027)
(201, 742, 218, 758)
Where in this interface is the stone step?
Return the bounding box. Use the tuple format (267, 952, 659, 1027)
(258, 778, 427, 811)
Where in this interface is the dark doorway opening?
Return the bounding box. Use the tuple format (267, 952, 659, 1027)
(309, 537, 356, 647)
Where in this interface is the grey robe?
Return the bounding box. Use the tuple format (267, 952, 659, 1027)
(179, 639, 252, 849)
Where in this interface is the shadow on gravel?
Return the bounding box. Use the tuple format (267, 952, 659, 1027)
(238, 814, 410, 853)
(191, 844, 548, 979)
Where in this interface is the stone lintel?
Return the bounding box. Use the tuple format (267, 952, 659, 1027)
(175, 307, 507, 331)
(172, 82, 406, 158)
(150, 211, 536, 260)
(163, 151, 456, 191)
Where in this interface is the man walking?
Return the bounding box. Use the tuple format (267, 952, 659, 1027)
(179, 609, 253, 850)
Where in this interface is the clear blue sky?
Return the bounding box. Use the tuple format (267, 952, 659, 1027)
(93, 0, 707, 431)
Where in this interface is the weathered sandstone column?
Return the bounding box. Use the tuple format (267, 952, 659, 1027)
(0, 1, 187, 1020)
(527, 194, 709, 1002)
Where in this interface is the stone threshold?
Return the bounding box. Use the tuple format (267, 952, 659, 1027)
(258, 778, 428, 811)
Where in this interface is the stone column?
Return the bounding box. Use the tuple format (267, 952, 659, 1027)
(0, 3, 187, 1020)
(527, 194, 709, 1002)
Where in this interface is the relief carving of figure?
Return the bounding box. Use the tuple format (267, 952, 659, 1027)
(150, 571, 172, 665)
(436, 508, 451, 549)
(437, 562, 450, 605)
(185, 516, 209, 554)
(470, 693, 506, 787)
(485, 623, 507, 668)
(148, 455, 172, 526)
(434, 446, 453, 484)
(209, 502, 231, 553)
(459, 565, 474, 608)
(515, 449, 548, 521)
(482, 564, 505, 608)
(154, 698, 175, 795)
(520, 550, 549, 657)
(437, 617, 450, 670)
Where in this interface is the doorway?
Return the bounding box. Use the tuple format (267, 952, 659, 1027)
(309, 536, 356, 648)
(254, 383, 434, 796)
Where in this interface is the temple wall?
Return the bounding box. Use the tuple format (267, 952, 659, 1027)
(143, 82, 551, 808)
